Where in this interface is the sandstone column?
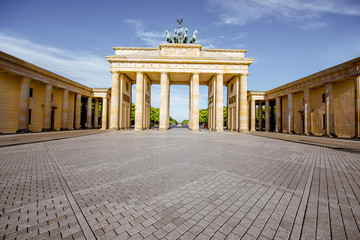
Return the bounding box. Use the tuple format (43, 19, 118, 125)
(94, 98, 99, 129)
(250, 100, 256, 132)
(189, 79, 192, 129)
(356, 76, 360, 138)
(75, 94, 81, 129)
(236, 76, 240, 131)
(288, 93, 294, 133)
(61, 89, 69, 130)
(265, 100, 270, 132)
(276, 97, 282, 132)
(258, 101, 263, 131)
(304, 88, 312, 135)
(167, 78, 170, 129)
(159, 72, 169, 131)
(119, 74, 124, 129)
(325, 83, 335, 136)
(239, 74, 248, 132)
(42, 84, 53, 130)
(135, 72, 144, 131)
(87, 97, 92, 129)
(18, 77, 31, 132)
(101, 97, 108, 130)
(215, 73, 223, 132)
(110, 72, 120, 129)
(192, 73, 200, 131)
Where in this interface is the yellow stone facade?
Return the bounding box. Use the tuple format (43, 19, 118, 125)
(0, 51, 109, 133)
(249, 57, 360, 138)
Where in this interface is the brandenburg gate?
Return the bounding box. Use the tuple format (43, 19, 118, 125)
(106, 21, 254, 132)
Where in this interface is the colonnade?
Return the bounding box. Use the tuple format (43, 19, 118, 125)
(248, 75, 360, 138)
(17, 76, 110, 132)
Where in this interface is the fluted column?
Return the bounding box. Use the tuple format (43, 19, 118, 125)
(135, 72, 144, 131)
(304, 88, 312, 135)
(119, 74, 124, 129)
(276, 97, 282, 132)
(356, 76, 360, 138)
(191, 73, 200, 131)
(42, 84, 53, 130)
(110, 72, 120, 129)
(94, 98, 99, 129)
(101, 97, 108, 130)
(18, 77, 31, 132)
(265, 100, 270, 132)
(250, 100, 256, 132)
(159, 72, 169, 131)
(239, 74, 248, 132)
(215, 73, 223, 132)
(61, 89, 69, 130)
(167, 77, 170, 129)
(288, 93, 294, 133)
(258, 102, 263, 131)
(87, 97, 92, 129)
(325, 83, 335, 136)
(75, 94, 81, 129)
(189, 79, 192, 129)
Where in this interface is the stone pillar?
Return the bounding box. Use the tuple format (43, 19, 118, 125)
(42, 84, 53, 130)
(236, 76, 240, 131)
(87, 97, 92, 129)
(135, 72, 144, 131)
(119, 74, 124, 129)
(101, 97, 108, 130)
(189, 79, 192, 129)
(18, 77, 30, 132)
(75, 94, 81, 129)
(159, 72, 169, 131)
(258, 101, 263, 131)
(61, 89, 69, 130)
(167, 78, 170, 129)
(239, 74, 248, 132)
(276, 97, 282, 132)
(94, 98, 99, 129)
(265, 100, 270, 132)
(215, 73, 223, 132)
(356, 76, 360, 138)
(288, 93, 294, 133)
(304, 88, 312, 135)
(110, 72, 120, 130)
(325, 83, 335, 136)
(192, 73, 200, 131)
(250, 100, 256, 132)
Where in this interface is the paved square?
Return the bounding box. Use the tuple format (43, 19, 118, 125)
(1, 129, 360, 239)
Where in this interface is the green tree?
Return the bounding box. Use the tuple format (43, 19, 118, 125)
(150, 106, 160, 124)
(181, 120, 189, 125)
(169, 116, 178, 125)
(223, 106, 227, 125)
(131, 102, 135, 124)
(199, 108, 208, 124)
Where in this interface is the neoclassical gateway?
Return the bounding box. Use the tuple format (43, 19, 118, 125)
(0, 45, 359, 137)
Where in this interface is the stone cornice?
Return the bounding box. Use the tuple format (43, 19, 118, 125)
(106, 55, 254, 65)
(113, 47, 158, 51)
(203, 49, 247, 53)
(159, 43, 202, 49)
(0, 51, 92, 96)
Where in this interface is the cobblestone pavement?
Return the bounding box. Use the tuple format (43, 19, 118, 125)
(1, 128, 360, 239)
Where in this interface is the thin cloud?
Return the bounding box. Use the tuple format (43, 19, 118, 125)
(232, 32, 248, 40)
(124, 19, 164, 47)
(0, 33, 111, 88)
(207, 0, 360, 30)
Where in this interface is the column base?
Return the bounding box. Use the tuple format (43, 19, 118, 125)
(16, 129, 31, 133)
(159, 128, 168, 132)
(134, 128, 143, 132)
(41, 128, 53, 132)
(100, 127, 107, 130)
(109, 127, 119, 131)
(60, 128, 70, 131)
(239, 129, 249, 133)
(304, 132, 313, 136)
(288, 130, 295, 134)
(325, 133, 337, 137)
(192, 128, 199, 132)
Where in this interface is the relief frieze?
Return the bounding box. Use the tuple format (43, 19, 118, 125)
(123, 93, 130, 103)
(229, 95, 236, 104)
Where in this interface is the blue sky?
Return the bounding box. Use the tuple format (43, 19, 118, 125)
(1, 0, 360, 122)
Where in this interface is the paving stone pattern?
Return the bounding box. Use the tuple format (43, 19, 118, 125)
(1, 129, 360, 239)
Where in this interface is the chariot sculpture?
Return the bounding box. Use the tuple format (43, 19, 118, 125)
(165, 19, 197, 44)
